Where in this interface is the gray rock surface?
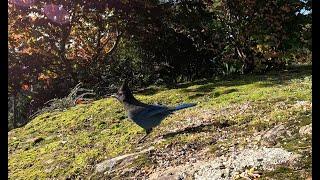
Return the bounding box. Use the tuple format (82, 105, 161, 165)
(95, 146, 154, 173)
(149, 147, 299, 180)
(261, 124, 286, 146)
(195, 147, 299, 180)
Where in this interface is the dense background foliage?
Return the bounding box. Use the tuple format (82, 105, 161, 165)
(8, 0, 311, 130)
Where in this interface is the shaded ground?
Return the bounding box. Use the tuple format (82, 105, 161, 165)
(8, 65, 311, 179)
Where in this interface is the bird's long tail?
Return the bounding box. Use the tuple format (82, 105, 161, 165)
(173, 103, 197, 111)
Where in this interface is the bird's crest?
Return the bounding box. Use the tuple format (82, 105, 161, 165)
(115, 79, 138, 103)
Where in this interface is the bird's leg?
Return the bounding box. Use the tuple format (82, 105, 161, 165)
(138, 128, 152, 143)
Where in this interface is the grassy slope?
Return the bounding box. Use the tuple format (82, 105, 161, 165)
(8, 65, 312, 179)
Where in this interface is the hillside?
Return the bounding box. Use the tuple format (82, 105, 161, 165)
(8, 65, 312, 179)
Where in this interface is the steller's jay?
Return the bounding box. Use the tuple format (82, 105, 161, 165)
(111, 80, 196, 142)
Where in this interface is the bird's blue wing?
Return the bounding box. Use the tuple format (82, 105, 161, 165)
(137, 105, 171, 118)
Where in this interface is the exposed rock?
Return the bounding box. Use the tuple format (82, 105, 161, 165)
(95, 146, 154, 173)
(195, 147, 299, 180)
(149, 147, 300, 180)
(299, 124, 312, 136)
(294, 101, 310, 107)
(261, 124, 286, 146)
(294, 101, 312, 111)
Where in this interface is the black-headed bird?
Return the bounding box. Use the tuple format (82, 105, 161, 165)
(111, 80, 196, 142)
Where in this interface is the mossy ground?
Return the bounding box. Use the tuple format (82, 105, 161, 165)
(8, 65, 311, 179)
